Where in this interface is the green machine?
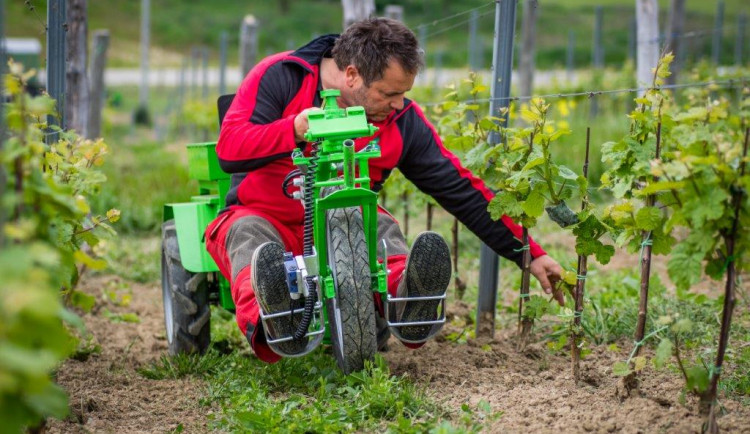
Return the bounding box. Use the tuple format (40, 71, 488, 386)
(161, 90, 445, 373)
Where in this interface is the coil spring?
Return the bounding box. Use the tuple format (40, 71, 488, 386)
(293, 142, 319, 340)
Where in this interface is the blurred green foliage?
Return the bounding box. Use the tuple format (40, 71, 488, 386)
(7, 0, 747, 68)
(0, 63, 118, 432)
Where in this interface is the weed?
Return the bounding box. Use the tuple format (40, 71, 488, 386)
(138, 349, 230, 380)
(102, 308, 140, 324)
(101, 235, 161, 283)
(90, 141, 194, 234)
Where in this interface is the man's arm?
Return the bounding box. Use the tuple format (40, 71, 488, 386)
(397, 104, 564, 303)
(216, 57, 306, 173)
(397, 104, 544, 265)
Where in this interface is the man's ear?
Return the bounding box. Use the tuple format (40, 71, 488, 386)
(344, 65, 361, 88)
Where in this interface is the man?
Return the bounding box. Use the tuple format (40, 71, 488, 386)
(206, 17, 563, 363)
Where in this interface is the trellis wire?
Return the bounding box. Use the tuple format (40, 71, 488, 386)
(639, 26, 737, 45)
(23, 0, 47, 33)
(413, 1, 494, 31)
(422, 78, 749, 107)
(424, 9, 495, 39)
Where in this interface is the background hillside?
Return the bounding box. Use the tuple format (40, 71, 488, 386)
(8, 0, 747, 68)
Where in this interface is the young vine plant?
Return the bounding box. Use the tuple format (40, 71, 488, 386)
(1, 62, 119, 431)
(604, 54, 750, 431)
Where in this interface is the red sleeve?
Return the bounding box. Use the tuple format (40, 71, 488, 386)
(216, 55, 301, 173)
(397, 103, 546, 267)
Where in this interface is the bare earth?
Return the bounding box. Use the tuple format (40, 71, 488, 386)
(47, 276, 211, 433)
(48, 272, 750, 433)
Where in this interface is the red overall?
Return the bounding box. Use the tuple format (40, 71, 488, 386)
(206, 35, 545, 363)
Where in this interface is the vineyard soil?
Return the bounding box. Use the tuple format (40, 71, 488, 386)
(48, 271, 750, 433)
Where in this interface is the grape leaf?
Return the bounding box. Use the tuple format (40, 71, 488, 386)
(651, 228, 676, 255)
(685, 365, 710, 393)
(633, 356, 648, 372)
(488, 192, 523, 221)
(653, 339, 673, 369)
(612, 361, 632, 377)
(521, 189, 545, 218)
(557, 165, 579, 180)
(667, 244, 703, 291)
(635, 206, 662, 231)
(685, 189, 729, 226)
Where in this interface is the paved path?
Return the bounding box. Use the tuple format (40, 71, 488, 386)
(97, 67, 580, 91)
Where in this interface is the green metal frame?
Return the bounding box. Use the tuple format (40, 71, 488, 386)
(163, 91, 388, 319)
(293, 90, 389, 315)
(164, 142, 235, 311)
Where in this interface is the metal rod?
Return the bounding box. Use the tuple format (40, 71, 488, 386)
(477, 0, 517, 338)
(469, 9, 479, 71)
(139, 0, 150, 107)
(566, 30, 575, 82)
(219, 31, 228, 95)
(46, 0, 67, 139)
(593, 6, 604, 69)
(736, 13, 746, 67)
(201, 47, 208, 100)
(342, 139, 355, 188)
(712, 0, 724, 65)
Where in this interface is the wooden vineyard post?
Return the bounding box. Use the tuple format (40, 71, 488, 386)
(88, 30, 109, 140)
(65, 0, 89, 138)
(705, 128, 748, 433)
(451, 218, 466, 300)
(517, 227, 532, 351)
(634, 122, 661, 354)
(572, 127, 591, 384)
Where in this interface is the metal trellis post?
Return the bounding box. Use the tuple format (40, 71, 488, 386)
(433, 50, 443, 92)
(47, 0, 66, 140)
(628, 16, 636, 62)
(219, 31, 228, 96)
(139, 0, 150, 109)
(712, 0, 724, 65)
(590, 5, 603, 117)
(593, 6, 603, 69)
(736, 13, 746, 67)
(469, 9, 479, 71)
(476, 0, 517, 338)
(240, 15, 258, 78)
(201, 47, 208, 100)
(384, 5, 404, 22)
(567, 30, 575, 82)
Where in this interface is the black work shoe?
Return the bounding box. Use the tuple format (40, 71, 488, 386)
(399, 232, 451, 341)
(252, 242, 308, 355)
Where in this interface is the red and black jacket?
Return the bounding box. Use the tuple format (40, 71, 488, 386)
(217, 35, 545, 267)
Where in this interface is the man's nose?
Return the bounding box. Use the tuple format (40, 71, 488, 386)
(390, 97, 405, 111)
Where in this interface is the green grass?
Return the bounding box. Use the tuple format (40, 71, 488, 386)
(90, 135, 195, 234)
(86, 49, 750, 430)
(8, 0, 747, 68)
(101, 234, 161, 283)
(137, 308, 500, 432)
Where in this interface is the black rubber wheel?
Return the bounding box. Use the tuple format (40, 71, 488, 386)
(326, 206, 377, 374)
(161, 220, 211, 355)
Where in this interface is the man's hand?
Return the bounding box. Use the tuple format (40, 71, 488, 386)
(530, 255, 565, 306)
(294, 108, 314, 142)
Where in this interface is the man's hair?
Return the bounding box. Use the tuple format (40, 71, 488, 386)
(332, 17, 424, 86)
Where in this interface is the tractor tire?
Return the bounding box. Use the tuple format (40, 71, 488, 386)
(161, 220, 211, 355)
(326, 206, 378, 374)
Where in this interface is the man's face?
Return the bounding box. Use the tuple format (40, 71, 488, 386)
(341, 60, 415, 122)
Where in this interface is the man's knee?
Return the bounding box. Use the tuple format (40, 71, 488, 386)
(377, 212, 409, 256)
(225, 215, 283, 281)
